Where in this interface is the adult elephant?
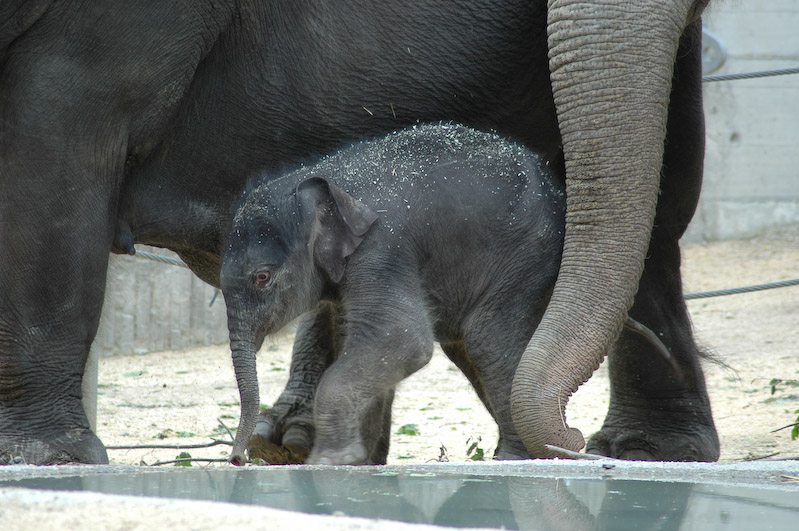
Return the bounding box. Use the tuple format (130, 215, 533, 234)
(0, 0, 716, 464)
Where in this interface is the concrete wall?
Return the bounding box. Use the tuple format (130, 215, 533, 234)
(84, 247, 228, 427)
(685, 0, 799, 241)
(92, 247, 229, 357)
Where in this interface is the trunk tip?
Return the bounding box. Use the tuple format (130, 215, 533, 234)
(229, 452, 246, 466)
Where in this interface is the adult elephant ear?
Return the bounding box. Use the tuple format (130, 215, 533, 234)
(510, 0, 707, 457)
(298, 176, 378, 282)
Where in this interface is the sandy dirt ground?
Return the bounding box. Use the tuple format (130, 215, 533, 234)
(96, 228, 799, 467)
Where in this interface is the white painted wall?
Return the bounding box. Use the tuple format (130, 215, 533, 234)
(685, 0, 799, 241)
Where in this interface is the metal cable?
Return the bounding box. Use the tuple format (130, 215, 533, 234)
(685, 278, 799, 300)
(131, 249, 189, 269)
(703, 66, 799, 83)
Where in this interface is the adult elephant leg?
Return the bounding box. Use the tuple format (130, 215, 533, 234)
(0, 6, 226, 464)
(510, 0, 708, 457)
(586, 20, 719, 461)
(0, 112, 118, 464)
(0, 197, 112, 465)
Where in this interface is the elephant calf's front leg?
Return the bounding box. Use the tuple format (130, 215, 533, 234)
(247, 308, 336, 464)
(308, 321, 434, 465)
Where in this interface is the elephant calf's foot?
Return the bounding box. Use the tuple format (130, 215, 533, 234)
(247, 407, 313, 464)
(307, 440, 368, 466)
(586, 408, 719, 461)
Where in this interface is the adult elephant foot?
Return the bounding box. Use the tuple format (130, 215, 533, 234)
(247, 402, 314, 464)
(0, 428, 108, 465)
(586, 316, 721, 462)
(586, 398, 718, 461)
(0, 374, 109, 465)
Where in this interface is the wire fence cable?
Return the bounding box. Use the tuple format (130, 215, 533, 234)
(703, 66, 799, 83)
(684, 278, 799, 300)
(134, 249, 189, 269)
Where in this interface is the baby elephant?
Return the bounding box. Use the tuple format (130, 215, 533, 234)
(221, 123, 564, 465)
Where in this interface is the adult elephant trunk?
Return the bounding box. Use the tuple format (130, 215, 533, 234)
(227, 309, 262, 465)
(510, 0, 706, 456)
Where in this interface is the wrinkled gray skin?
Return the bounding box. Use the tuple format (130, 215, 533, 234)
(2, 0, 717, 464)
(221, 124, 565, 465)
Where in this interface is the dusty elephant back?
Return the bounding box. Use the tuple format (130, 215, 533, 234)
(304, 123, 566, 329)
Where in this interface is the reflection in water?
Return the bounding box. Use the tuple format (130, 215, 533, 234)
(594, 479, 693, 531)
(2, 468, 798, 529)
(434, 476, 517, 528)
(508, 476, 599, 530)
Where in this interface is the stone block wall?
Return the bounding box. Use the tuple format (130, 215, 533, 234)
(92, 247, 228, 357)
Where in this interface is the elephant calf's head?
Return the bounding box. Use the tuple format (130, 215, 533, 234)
(221, 175, 377, 347)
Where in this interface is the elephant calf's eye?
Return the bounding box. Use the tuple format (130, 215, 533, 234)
(254, 270, 271, 289)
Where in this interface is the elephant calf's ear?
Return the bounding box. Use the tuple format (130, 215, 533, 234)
(301, 177, 378, 282)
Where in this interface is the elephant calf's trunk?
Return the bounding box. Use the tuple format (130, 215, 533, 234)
(229, 339, 260, 465)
